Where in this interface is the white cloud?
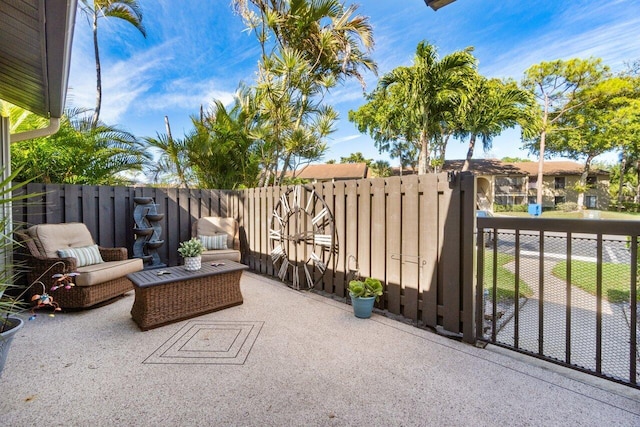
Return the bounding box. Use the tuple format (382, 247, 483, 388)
(68, 40, 173, 124)
(144, 78, 236, 112)
(329, 85, 368, 105)
(331, 134, 362, 145)
(481, 11, 640, 78)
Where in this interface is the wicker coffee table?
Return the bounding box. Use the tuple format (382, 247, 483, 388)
(127, 261, 248, 330)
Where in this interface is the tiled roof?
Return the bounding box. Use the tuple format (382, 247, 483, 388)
(302, 159, 609, 180)
(443, 159, 526, 175)
(444, 159, 609, 177)
(292, 163, 369, 181)
(512, 161, 608, 176)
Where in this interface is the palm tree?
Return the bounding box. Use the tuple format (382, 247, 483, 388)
(145, 95, 263, 190)
(459, 77, 534, 171)
(144, 131, 194, 188)
(234, 0, 376, 86)
(187, 99, 261, 189)
(380, 41, 476, 174)
(11, 108, 150, 184)
(80, 0, 146, 129)
(234, 0, 376, 184)
(369, 160, 392, 177)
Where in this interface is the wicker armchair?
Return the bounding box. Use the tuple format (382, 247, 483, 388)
(15, 223, 143, 309)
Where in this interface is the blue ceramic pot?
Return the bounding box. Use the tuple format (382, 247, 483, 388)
(350, 293, 376, 319)
(0, 316, 24, 377)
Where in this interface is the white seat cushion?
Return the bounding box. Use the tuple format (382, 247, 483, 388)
(75, 258, 143, 287)
(28, 223, 95, 258)
(195, 217, 238, 250)
(201, 249, 241, 263)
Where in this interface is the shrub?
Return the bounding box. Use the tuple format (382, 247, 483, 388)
(556, 202, 579, 212)
(493, 203, 527, 212)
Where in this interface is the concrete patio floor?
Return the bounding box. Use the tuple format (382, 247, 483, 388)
(1, 271, 639, 426)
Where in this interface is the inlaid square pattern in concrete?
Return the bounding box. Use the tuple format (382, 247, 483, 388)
(143, 320, 264, 365)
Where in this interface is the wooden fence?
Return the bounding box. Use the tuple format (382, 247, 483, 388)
(12, 184, 241, 268)
(13, 172, 476, 342)
(238, 172, 476, 341)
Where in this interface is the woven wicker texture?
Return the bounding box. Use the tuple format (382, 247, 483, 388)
(129, 264, 246, 330)
(15, 231, 134, 309)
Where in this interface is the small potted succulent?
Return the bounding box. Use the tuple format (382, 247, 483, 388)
(348, 277, 383, 319)
(178, 238, 205, 271)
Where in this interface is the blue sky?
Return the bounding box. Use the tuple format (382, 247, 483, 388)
(67, 0, 640, 167)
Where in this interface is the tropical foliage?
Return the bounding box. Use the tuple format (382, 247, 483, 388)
(457, 76, 535, 171)
(521, 58, 609, 205)
(350, 41, 477, 174)
(150, 0, 377, 188)
(233, 0, 376, 185)
(11, 108, 150, 185)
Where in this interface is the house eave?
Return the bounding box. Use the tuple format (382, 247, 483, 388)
(0, 0, 77, 119)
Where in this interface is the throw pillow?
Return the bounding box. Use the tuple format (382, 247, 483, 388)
(57, 244, 104, 267)
(198, 234, 228, 250)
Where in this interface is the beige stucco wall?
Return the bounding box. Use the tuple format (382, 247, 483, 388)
(539, 175, 610, 209)
(477, 173, 610, 211)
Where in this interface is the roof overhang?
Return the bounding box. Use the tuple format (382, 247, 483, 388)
(424, 0, 457, 11)
(0, 0, 77, 119)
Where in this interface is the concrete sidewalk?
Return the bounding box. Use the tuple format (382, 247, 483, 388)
(1, 271, 639, 426)
(500, 258, 633, 381)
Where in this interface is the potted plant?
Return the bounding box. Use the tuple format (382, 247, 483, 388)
(1, 167, 78, 376)
(348, 277, 383, 319)
(0, 168, 31, 375)
(178, 237, 205, 271)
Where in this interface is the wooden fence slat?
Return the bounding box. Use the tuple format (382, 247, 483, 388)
(113, 186, 129, 254)
(334, 181, 346, 297)
(440, 177, 461, 333)
(190, 189, 201, 225)
(322, 182, 335, 293)
(178, 188, 191, 246)
(386, 176, 402, 314)
(45, 183, 61, 223)
(345, 180, 358, 287)
(370, 179, 386, 306)
(357, 179, 371, 280)
(166, 188, 179, 267)
(312, 182, 325, 288)
(266, 186, 275, 276)
(401, 175, 419, 321)
(260, 186, 268, 274)
(420, 175, 439, 327)
(25, 183, 45, 226)
(64, 185, 80, 224)
(249, 188, 260, 271)
(238, 190, 247, 264)
(82, 185, 97, 238)
(460, 172, 476, 343)
(97, 185, 113, 247)
(157, 188, 170, 265)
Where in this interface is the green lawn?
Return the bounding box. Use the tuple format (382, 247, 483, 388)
(483, 251, 533, 300)
(551, 260, 638, 303)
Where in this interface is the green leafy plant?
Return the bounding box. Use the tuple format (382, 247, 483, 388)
(348, 277, 383, 302)
(177, 237, 205, 258)
(1, 166, 77, 331)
